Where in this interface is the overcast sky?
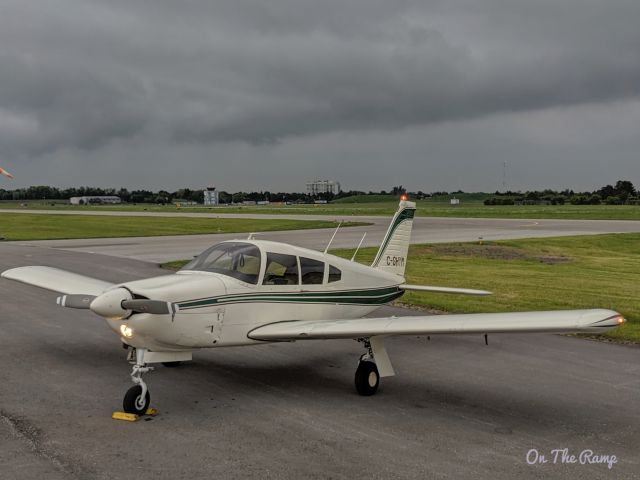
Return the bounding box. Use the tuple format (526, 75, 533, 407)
(1, 0, 639, 192)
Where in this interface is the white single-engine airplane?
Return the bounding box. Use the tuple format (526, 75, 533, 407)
(1, 200, 625, 414)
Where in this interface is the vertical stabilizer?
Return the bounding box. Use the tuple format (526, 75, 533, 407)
(371, 200, 416, 277)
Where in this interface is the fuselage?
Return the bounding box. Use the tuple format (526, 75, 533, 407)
(107, 240, 405, 351)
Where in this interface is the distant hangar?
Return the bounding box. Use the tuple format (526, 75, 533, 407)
(69, 196, 122, 205)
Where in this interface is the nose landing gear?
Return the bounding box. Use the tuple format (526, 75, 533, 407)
(123, 348, 153, 415)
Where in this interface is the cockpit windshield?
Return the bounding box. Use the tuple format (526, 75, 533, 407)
(180, 242, 262, 284)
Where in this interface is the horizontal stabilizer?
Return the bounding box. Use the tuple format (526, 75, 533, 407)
(1, 266, 113, 296)
(248, 309, 624, 341)
(400, 284, 491, 296)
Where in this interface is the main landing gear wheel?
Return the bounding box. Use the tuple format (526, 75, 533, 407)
(123, 385, 150, 415)
(355, 360, 379, 396)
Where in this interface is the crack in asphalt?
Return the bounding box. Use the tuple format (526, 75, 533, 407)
(0, 409, 96, 479)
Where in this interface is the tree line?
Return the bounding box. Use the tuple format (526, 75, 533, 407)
(483, 180, 637, 205)
(0, 186, 402, 204)
(0, 186, 339, 204)
(0, 181, 636, 205)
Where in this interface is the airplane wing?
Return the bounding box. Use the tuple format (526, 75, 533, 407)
(1, 266, 114, 296)
(248, 309, 624, 341)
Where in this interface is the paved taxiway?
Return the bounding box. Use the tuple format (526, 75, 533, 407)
(0, 244, 638, 479)
(5, 209, 640, 262)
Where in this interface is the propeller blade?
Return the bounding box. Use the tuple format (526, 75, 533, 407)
(121, 299, 179, 315)
(56, 294, 97, 309)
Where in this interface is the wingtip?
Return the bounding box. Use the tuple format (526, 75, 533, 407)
(1, 266, 37, 279)
(0, 268, 17, 279)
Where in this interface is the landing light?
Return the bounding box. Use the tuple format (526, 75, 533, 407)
(616, 316, 626, 325)
(400, 194, 408, 201)
(120, 324, 134, 338)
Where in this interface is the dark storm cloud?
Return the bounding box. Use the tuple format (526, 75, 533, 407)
(0, 53, 151, 154)
(1, 0, 640, 155)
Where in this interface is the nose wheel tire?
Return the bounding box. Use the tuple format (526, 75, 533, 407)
(355, 361, 379, 396)
(123, 385, 151, 415)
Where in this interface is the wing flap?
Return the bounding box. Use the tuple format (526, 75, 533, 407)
(248, 309, 624, 341)
(1, 266, 113, 296)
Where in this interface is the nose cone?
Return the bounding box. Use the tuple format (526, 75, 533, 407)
(90, 287, 132, 320)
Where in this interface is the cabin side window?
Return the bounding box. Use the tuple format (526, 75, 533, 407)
(328, 265, 342, 283)
(263, 253, 299, 285)
(300, 257, 325, 285)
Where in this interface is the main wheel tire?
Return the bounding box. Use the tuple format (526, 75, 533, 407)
(123, 385, 150, 415)
(162, 361, 182, 368)
(355, 361, 379, 396)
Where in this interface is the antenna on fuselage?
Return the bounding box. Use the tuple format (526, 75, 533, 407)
(323, 222, 342, 254)
(350, 232, 367, 261)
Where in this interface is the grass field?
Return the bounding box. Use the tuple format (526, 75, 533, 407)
(163, 233, 639, 342)
(0, 213, 364, 241)
(3, 199, 639, 220)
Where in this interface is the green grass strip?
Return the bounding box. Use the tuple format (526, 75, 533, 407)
(0, 213, 366, 241)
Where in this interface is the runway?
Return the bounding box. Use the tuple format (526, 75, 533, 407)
(0, 244, 638, 479)
(5, 210, 640, 262)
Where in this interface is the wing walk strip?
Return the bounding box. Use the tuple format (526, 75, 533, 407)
(177, 286, 404, 310)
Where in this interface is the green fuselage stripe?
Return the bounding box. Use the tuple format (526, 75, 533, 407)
(177, 286, 404, 310)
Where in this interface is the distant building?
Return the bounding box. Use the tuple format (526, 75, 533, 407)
(450, 198, 460, 205)
(203, 187, 219, 206)
(306, 179, 341, 196)
(69, 196, 121, 205)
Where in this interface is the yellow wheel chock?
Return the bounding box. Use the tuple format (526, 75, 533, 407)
(112, 407, 158, 422)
